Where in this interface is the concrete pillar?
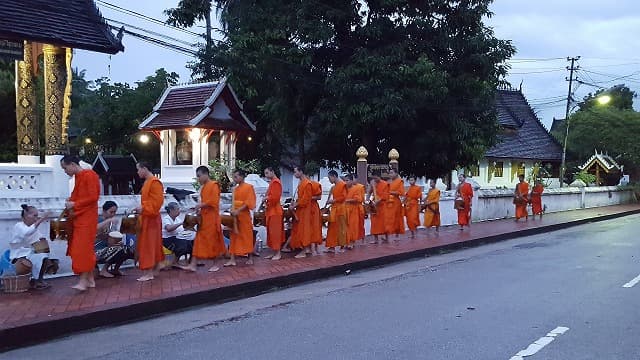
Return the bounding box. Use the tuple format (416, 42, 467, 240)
(388, 148, 399, 173)
(15, 41, 39, 163)
(356, 146, 368, 185)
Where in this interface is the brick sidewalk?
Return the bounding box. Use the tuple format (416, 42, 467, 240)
(1, 204, 639, 350)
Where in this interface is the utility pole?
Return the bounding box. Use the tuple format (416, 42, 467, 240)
(559, 56, 580, 188)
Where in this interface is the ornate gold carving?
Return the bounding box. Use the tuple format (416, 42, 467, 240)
(356, 146, 368, 161)
(388, 148, 399, 163)
(15, 41, 39, 156)
(61, 47, 73, 145)
(43, 44, 67, 155)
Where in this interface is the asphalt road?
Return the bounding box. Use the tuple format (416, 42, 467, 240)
(4, 215, 640, 360)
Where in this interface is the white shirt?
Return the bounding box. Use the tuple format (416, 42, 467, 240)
(10, 222, 44, 259)
(162, 214, 184, 238)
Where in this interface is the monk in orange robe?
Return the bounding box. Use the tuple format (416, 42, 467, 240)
(61, 155, 100, 291)
(182, 166, 224, 272)
(369, 173, 390, 244)
(134, 161, 165, 281)
(345, 174, 364, 245)
(263, 167, 285, 260)
(386, 168, 405, 237)
(404, 176, 422, 239)
(514, 174, 529, 221)
(423, 179, 441, 232)
(310, 180, 323, 255)
(291, 166, 313, 258)
(456, 174, 473, 230)
(530, 179, 544, 220)
(225, 169, 256, 266)
(325, 170, 348, 252)
(356, 182, 366, 241)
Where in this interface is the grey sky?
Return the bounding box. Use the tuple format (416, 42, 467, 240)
(75, 0, 640, 128)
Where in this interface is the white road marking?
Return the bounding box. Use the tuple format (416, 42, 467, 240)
(622, 274, 640, 288)
(509, 326, 570, 359)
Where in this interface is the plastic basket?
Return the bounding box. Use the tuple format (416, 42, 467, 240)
(1, 274, 31, 293)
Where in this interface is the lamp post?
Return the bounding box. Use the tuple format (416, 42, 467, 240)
(559, 94, 611, 187)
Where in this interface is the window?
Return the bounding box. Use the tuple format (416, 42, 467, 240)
(468, 163, 480, 177)
(517, 162, 525, 176)
(494, 162, 504, 177)
(173, 130, 192, 165)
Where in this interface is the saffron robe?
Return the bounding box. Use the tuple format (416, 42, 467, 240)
(291, 178, 313, 249)
(404, 184, 422, 231)
(514, 181, 530, 219)
(138, 176, 165, 270)
(370, 180, 389, 235)
(192, 181, 224, 259)
(266, 177, 285, 251)
(310, 181, 323, 244)
(230, 182, 256, 256)
(356, 183, 366, 239)
(530, 184, 544, 215)
(457, 182, 473, 226)
(346, 183, 365, 243)
(423, 188, 441, 228)
(68, 169, 100, 274)
(326, 182, 348, 248)
(386, 178, 405, 234)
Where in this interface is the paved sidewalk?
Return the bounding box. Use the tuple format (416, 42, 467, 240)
(1, 204, 638, 350)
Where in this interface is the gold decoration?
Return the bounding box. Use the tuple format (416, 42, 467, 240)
(15, 41, 39, 156)
(388, 148, 400, 162)
(61, 47, 73, 145)
(356, 146, 368, 161)
(43, 44, 67, 155)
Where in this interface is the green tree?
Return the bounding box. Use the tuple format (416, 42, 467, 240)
(578, 84, 636, 112)
(0, 60, 16, 162)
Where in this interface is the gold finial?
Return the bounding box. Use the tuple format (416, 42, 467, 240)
(356, 146, 368, 161)
(388, 148, 399, 162)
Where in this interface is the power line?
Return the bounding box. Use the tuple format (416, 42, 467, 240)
(105, 18, 197, 47)
(114, 27, 198, 56)
(96, 0, 203, 38)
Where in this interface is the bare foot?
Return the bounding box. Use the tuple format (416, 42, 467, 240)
(324, 249, 335, 254)
(71, 282, 88, 291)
(99, 270, 114, 278)
(369, 240, 378, 244)
(87, 280, 96, 288)
(294, 251, 307, 259)
(208, 266, 220, 272)
(271, 254, 281, 261)
(245, 259, 254, 265)
(223, 261, 236, 267)
(136, 274, 154, 282)
(180, 265, 197, 272)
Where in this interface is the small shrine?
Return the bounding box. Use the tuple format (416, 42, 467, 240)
(578, 150, 623, 186)
(138, 79, 255, 190)
(91, 153, 140, 195)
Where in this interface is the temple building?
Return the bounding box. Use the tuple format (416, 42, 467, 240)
(139, 80, 255, 190)
(578, 150, 623, 186)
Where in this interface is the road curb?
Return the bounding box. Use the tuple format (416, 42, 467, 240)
(3, 208, 639, 351)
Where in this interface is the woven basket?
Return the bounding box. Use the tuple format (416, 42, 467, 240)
(1, 274, 31, 293)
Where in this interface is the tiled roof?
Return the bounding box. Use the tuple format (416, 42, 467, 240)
(139, 80, 255, 132)
(485, 90, 563, 161)
(0, 0, 123, 54)
(92, 153, 137, 175)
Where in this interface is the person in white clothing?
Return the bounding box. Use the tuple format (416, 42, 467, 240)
(162, 202, 193, 264)
(10, 205, 53, 289)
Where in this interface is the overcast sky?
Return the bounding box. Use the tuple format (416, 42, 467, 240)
(75, 0, 640, 129)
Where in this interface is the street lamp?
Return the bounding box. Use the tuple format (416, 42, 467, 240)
(139, 134, 150, 144)
(559, 94, 610, 187)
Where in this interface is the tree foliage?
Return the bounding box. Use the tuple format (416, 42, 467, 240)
(0, 60, 16, 162)
(169, 0, 515, 177)
(578, 84, 636, 112)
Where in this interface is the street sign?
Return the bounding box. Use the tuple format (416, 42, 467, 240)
(0, 39, 23, 61)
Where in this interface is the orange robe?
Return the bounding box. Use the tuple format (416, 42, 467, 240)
(530, 184, 544, 215)
(230, 182, 256, 256)
(266, 177, 285, 251)
(404, 185, 422, 231)
(326, 181, 348, 248)
(68, 169, 100, 274)
(310, 181, 323, 245)
(370, 180, 389, 235)
(356, 183, 366, 239)
(138, 176, 165, 270)
(192, 181, 224, 259)
(386, 178, 405, 235)
(514, 181, 530, 219)
(423, 188, 441, 228)
(346, 184, 364, 244)
(291, 178, 313, 249)
(457, 182, 473, 226)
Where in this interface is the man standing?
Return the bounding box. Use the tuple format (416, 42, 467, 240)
(404, 176, 422, 239)
(325, 170, 348, 252)
(61, 155, 100, 291)
(310, 179, 323, 255)
(182, 166, 224, 272)
(456, 174, 473, 230)
(263, 167, 285, 260)
(345, 174, 364, 246)
(369, 172, 390, 244)
(291, 166, 313, 258)
(530, 179, 544, 220)
(225, 169, 256, 266)
(386, 168, 405, 238)
(134, 161, 165, 282)
(514, 174, 529, 222)
(423, 179, 441, 232)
